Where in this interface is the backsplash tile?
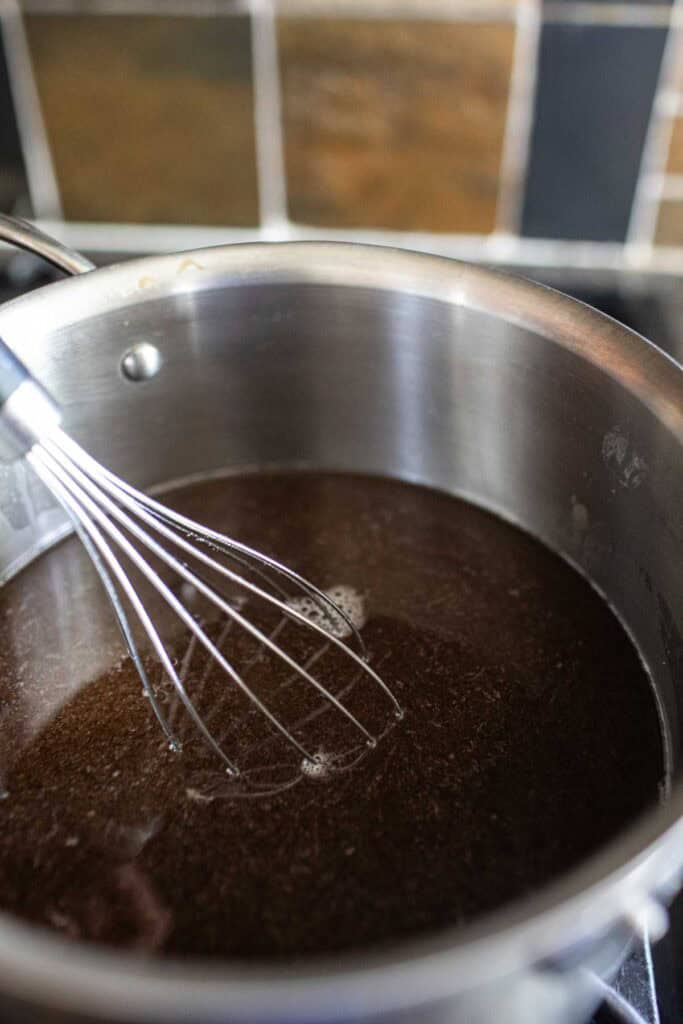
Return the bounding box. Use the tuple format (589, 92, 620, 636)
(277, 17, 515, 233)
(0, 2, 677, 263)
(522, 21, 666, 242)
(24, 13, 259, 225)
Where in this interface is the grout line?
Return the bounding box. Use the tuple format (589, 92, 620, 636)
(633, 171, 682, 198)
(544, 3, 672, 28)
(626, 0, 683, 250)
(250, 0, 290, 234)
(20, 0, 251, 15)
(11, 0, 675, 24)
(25, 217, 683, 273)
(655, 172, 683, 198)
(271, 0, 519, 21)
(637, 172, 669, 198)
(0, 0, 62, 219)
(495, 0, 541, 236)
(655, 88, 683, 116)
(20, 0, 519, 20)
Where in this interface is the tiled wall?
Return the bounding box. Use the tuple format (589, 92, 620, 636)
(278, 17, 515, 233)
(4, 0, 683, 268)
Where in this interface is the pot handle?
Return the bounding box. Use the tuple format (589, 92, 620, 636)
(0, 213, 95, 276)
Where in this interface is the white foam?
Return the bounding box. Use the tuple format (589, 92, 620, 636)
(300, 750, 335, 780)
(286, 584, 366, 639)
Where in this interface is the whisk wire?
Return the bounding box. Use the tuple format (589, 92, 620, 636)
(31, 443, 324, 770)
(28, 444, 241, 773)
(50, 430, 368, 658)
(61, 489, 175, 748)
(43, 432, 402, 719)
(0, 335, 403, 777)
(39, 435, 381, 754)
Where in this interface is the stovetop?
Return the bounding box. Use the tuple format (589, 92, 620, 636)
(0, 249, 680, 1024)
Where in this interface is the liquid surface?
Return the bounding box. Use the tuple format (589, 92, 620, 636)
(0, 472, 664, 959)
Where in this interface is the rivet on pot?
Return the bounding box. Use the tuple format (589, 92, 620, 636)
(120, 342, 162, 382)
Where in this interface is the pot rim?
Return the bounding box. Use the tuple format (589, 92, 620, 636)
(0, 241, 680, 1021)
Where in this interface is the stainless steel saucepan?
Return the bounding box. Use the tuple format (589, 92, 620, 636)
(0, 215, 679, 1024)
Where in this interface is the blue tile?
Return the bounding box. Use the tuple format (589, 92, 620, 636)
(522, 23, 667, 242)
(0, 25, 29, 215)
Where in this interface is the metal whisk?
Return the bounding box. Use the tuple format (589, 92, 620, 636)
(0, 338, 402, 776)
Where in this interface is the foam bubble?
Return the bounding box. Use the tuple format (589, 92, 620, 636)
(286, 584, 365, 639)
(301, 750, 335, 780)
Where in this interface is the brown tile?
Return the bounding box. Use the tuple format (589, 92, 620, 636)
(278, 18, 515, 233)
(25, 14, 259, 225)
(655, 198, 683, 245)
(666, 116, 683, 175)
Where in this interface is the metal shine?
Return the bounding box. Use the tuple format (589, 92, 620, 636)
(0, 217, 679, 1024)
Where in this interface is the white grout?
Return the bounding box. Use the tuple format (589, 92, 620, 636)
(15, 0, 677, 24)
(20, 0, 251, 15)
(544, 3, 672, 28)
(0, 0, 62, 218)
(24, 217, 683, 274)
(250, 0, 290, 234)
(12, 0, 676, 25)
(30, 220, 261, 254)
(495, 0, 541, 235)
(20, 0, 519, 19)
(656, 172, 683, 198)
(272, 0, 518, 20)
(637, 172, 667, 199)
(655, 88, 683, 116)
(626, 0, 683, 249)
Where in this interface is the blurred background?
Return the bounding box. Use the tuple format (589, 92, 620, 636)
(1, 0, 683, 278)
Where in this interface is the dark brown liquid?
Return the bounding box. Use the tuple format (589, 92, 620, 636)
(0, 473, 664, 959)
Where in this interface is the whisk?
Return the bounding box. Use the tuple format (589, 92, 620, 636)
(0, 338, 402, 776)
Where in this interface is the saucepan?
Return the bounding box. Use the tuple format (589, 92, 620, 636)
(0, 215, 679, 1024)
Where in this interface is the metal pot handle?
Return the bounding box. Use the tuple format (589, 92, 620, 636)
(0, 213, 95, 276)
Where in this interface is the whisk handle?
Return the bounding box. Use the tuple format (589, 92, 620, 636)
(0, 337, 61, 461)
